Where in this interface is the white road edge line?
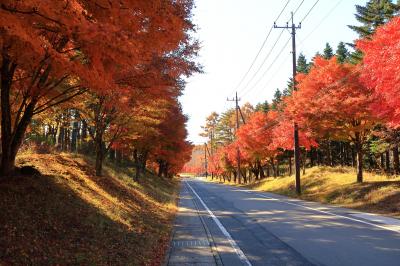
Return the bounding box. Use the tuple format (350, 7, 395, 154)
(248, 192, 400, 234)
(185, 180, 252, 266)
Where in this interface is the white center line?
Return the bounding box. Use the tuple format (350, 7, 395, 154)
(185, 180, 252, 266)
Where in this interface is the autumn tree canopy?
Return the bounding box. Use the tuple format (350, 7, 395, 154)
(358, 16, 400, 128)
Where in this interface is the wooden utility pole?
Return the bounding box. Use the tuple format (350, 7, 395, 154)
(204, 143, 208, 178)
(274, 12, 302, 195)
(227, 92, 241, 184)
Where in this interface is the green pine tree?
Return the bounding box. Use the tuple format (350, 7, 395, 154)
(348, 0, 400, 63)
(336, 41, 349, 64)
(349, 0, 400, 38)
(255, 100, 270, 113)
(284, 53, 309, 97)
(271, 89, 282, 110)
(283, 78, 294, 97)
(323, 43, 334, 59)
(297, 53, 310, 73)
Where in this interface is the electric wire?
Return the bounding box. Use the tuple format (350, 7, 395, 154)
(236, 0, 306, 98)
(253, 0, 344, 101)
(226, 0, 292, 98)
(299, 0, 344, 46)
(241, 36, 291, 98)
(300, 0, 320, 22)
(293, 0, 305, 16)
(241, 0, 322, 100)
(238, 29, 285, 96)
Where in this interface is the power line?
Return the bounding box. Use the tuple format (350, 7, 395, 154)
(227, 0, 292, 97)
(293, 0, 305, 16)
(238, 29, 285, 95)
(300, 0, 320, 22)
(248, 46, 292, 99)
(299, 0, 344, 46)
(253, 0, 342, 100)
(243, 0, 323, 100)
(237, 0, 307, 98)
(241, 36, 291, 98)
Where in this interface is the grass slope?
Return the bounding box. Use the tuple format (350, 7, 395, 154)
(222, 166, 400, 218)
(0, 152, 179, 265)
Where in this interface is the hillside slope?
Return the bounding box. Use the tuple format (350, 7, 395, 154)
(0, 152, 179, 265)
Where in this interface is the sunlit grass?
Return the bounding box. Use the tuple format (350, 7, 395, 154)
(210, 166, 400, 218)
(2, 151, 180, 265)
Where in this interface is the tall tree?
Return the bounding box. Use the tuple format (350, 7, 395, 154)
(349, 0, 400, 38)
(358, 16, 400, 127)
(285, 54, 310, 96)
(336, 42, 350, 64)
(297, 53, 310, 74)
(255, 100, 270, 113)
(0, 0, 199, 176)
(271, 89, 283, 110)
(348, 0, 399, 63)
(286, 56, 378, 182)
(323, 43, 334, 59)
(200, 112, 219, 151)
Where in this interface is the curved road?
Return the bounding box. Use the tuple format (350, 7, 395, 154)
(167, 178, 400, 266)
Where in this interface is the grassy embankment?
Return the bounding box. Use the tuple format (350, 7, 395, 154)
(212, 166, 400, 218)
(0, 151, 180, 265)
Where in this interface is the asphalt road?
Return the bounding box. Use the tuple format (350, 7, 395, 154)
(174, 178, 400, 266)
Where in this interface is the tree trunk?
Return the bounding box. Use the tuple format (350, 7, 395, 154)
(71, 113, 79, 152)
(393, 145, 399, 175)
(310, 149, 314, 167)
(385, 150, 390, 174)
(340, 142, 344, 167)
(157, 161, 163, 177)
(355, 134, 363, 183)
(328, 141, 333, 166)
(95, 135, 104, 176)
(276, 159, 280, 176)
(257, 160, 264, 179)
(1, 57, 37, 176)
(271, 159, 277, 177)
(134, 149, 140, 180)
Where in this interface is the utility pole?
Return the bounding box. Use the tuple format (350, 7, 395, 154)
(204, 143, 208, 178)
(227, 92, 241, 184)
(209, 131, 214, 179)
(274, 12, 302, 195)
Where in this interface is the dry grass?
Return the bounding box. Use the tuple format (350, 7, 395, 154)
(0, 152, 179, 265)
(214, 166, 400, 218)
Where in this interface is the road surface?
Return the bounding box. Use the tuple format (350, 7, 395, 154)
(166, 178, 400, 266)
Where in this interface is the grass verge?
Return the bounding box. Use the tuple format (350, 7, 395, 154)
(0, 152, 179, 265)
(211, 166, 400, 218)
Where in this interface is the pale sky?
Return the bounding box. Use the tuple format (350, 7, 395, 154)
(180, 0, 366, 144)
